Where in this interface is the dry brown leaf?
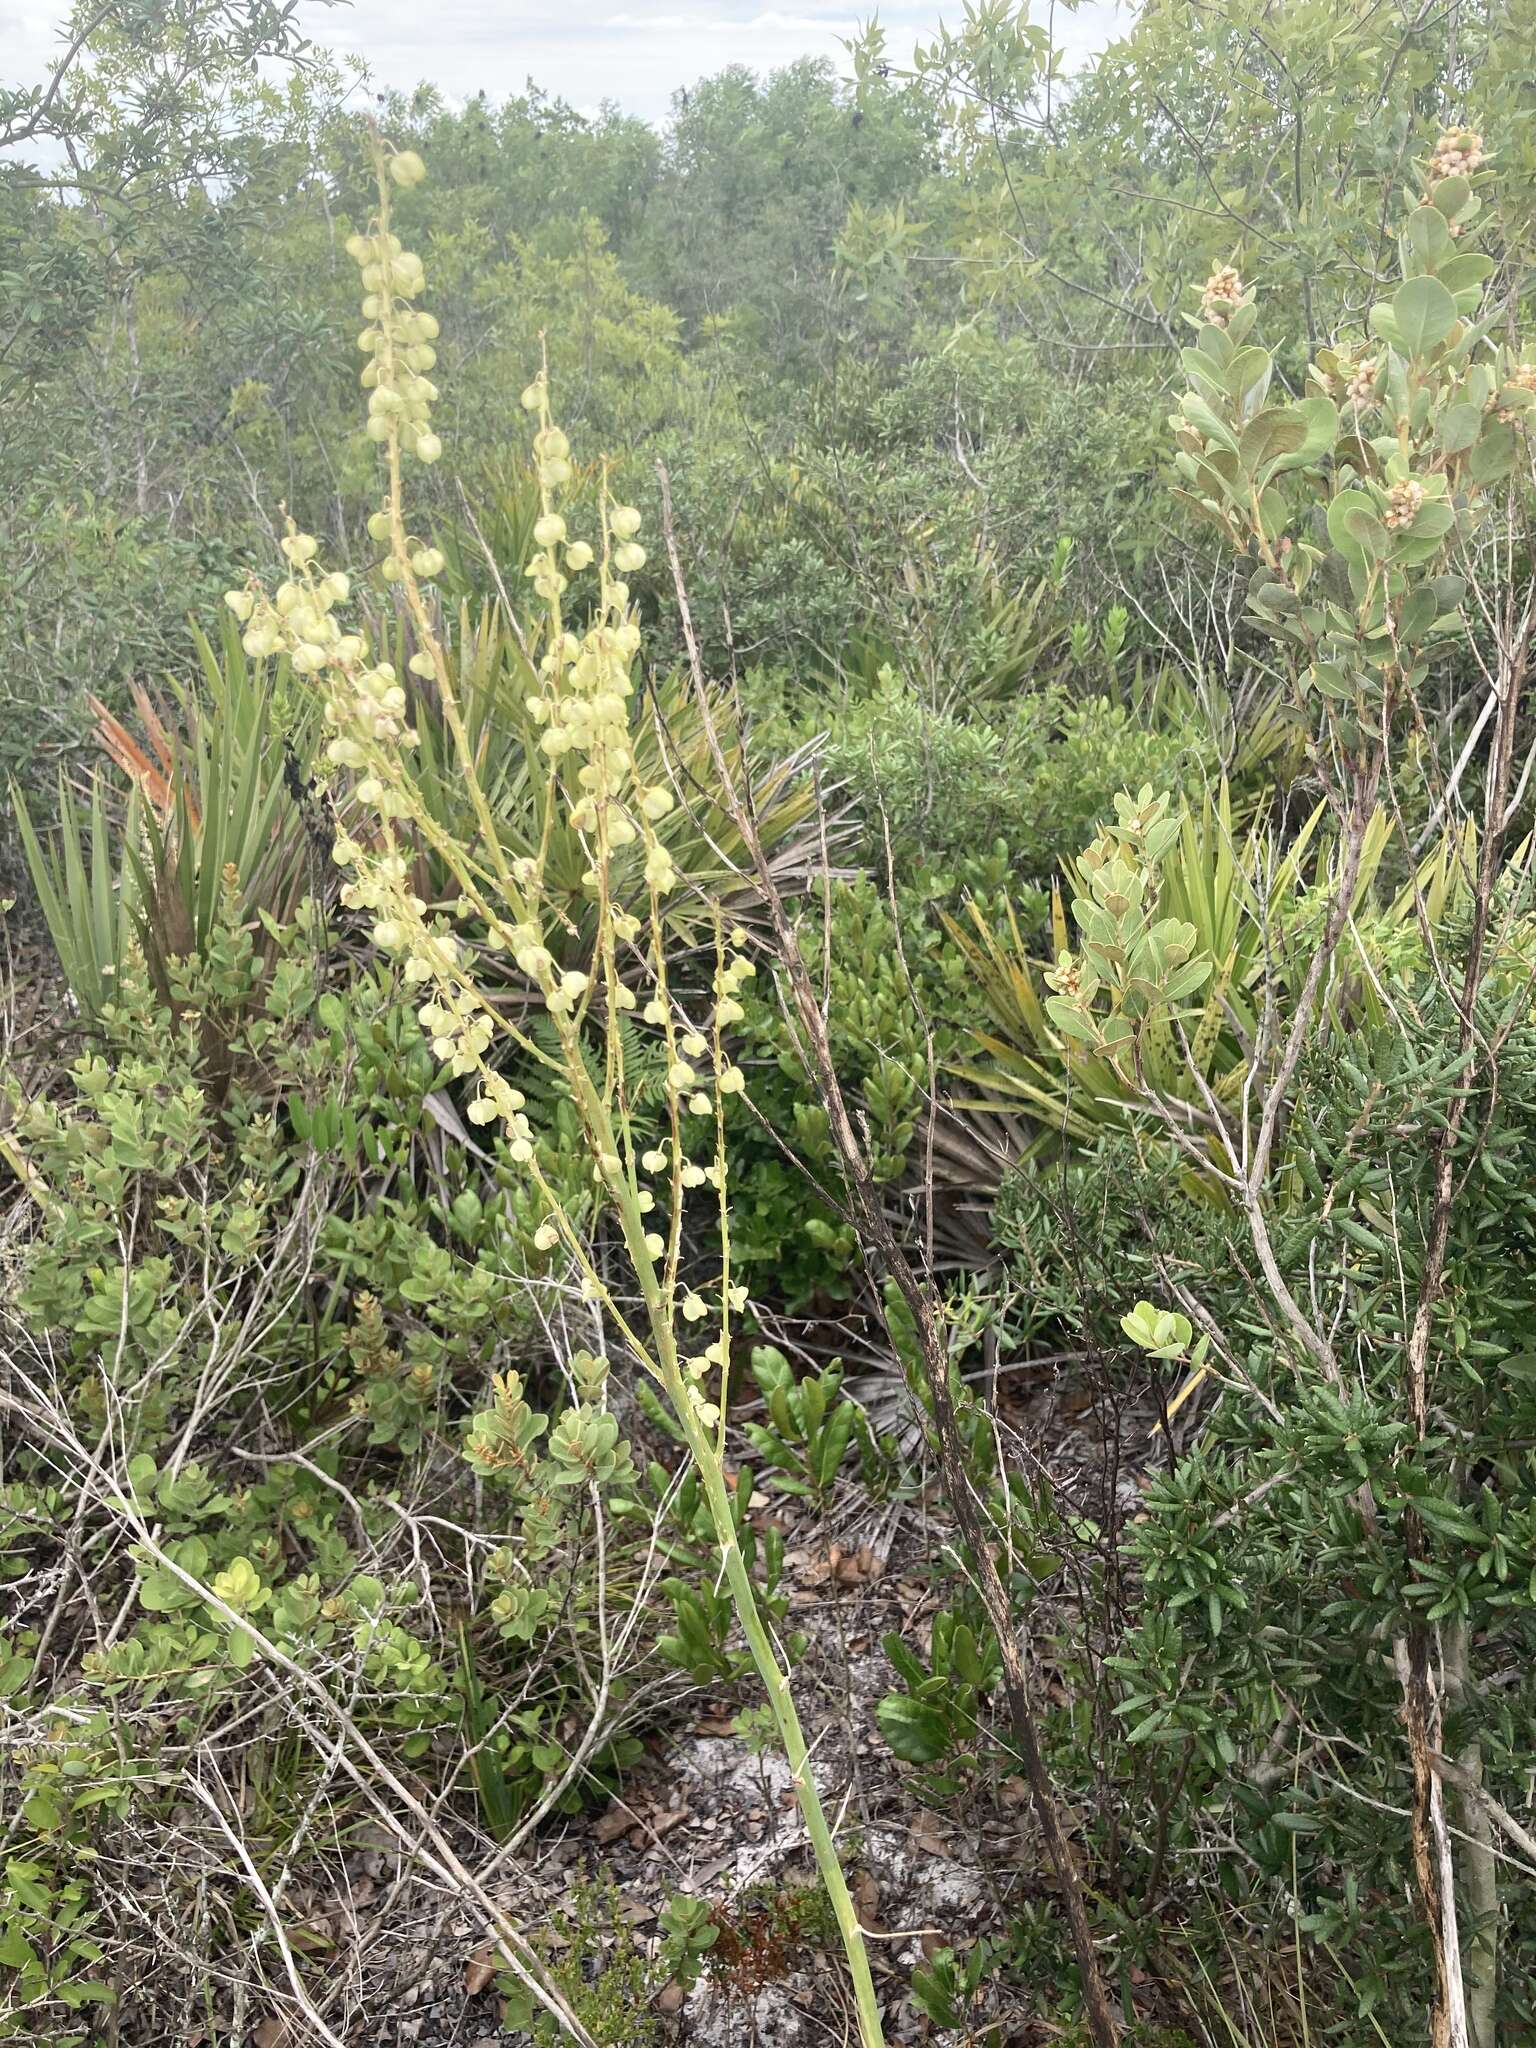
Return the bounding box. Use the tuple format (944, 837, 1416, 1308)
(592, 1802, 635, 1845)
(464, 1943, 497, 1996)
(654, 1980, 688, 2014)
(908, 1810, 953, 1860)
(833, 1543, 881, 1587)
(252, 2019, 293, 2048)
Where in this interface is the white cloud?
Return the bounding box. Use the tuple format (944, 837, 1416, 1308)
(4, 2, 1130, 129)
(604, 11, 859, 30)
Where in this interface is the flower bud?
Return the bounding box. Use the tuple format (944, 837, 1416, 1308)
(389, 150, 427, 187)
(533, 514, 567, 547)
(410, 547, 445, 578)
(415, 431, 443, 464)
(609, 505, 642, 539)
(224, 589, 255, 622)
(564, 541, 594, 571)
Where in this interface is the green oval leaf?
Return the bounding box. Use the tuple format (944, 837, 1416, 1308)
(1393, 274, 1458, 355)
(876, 1692, 953, 1764)
(1327, 488, 1382, 563)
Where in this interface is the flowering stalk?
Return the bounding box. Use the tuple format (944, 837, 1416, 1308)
(228, 134, 885, 2047)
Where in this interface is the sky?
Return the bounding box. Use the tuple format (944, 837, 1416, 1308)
(6, 2, 1128, 127)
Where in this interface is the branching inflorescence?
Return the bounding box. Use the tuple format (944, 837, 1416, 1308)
(225, 133, 886, 2048)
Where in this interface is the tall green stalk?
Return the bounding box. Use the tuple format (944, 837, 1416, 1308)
(669, 1374, 884, 2045)
(227, 130, 885, 2047)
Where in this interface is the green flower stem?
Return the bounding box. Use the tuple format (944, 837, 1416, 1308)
(666, 1366, 885, 2048)
(577, 1078, 885, 2046)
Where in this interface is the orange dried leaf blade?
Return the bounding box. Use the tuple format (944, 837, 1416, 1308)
(129, 679, 179, 779)
(90, 694, 170, 806)
(88, 692, 201, 832)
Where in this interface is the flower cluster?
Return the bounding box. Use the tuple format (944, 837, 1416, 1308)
(226, 535, 423, 826)
(517, 371, 680, 900)
(225, 533, 357, 674)
(1383, 478, 1426, 531)
(223, 148, 516, 1117)
(1199, 262, 1244, 326)
(1428, 128, 1486, 185)
(1498, 361, 1536, 424)
(347, 152, 442, 467)
(675, 1269, 753, 1429)
(230, 134, 767, 1399)
(1344, 355, 1379, 408)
